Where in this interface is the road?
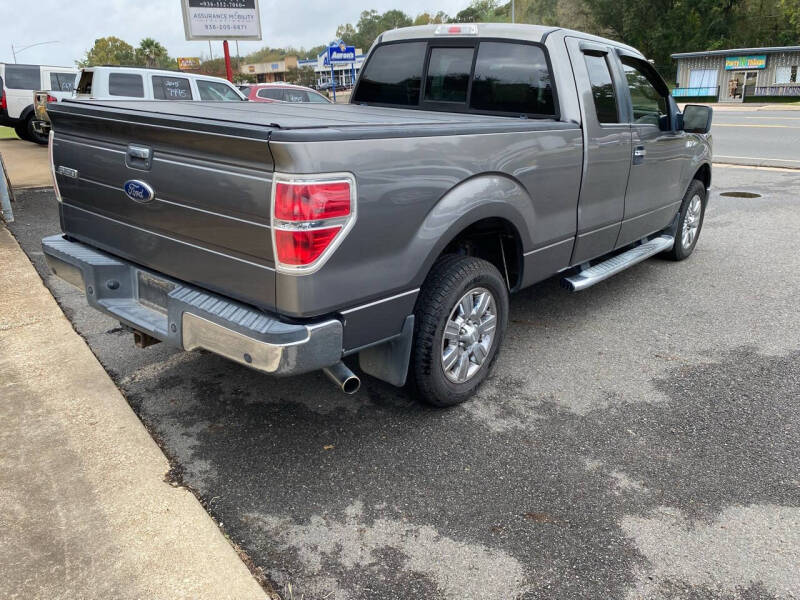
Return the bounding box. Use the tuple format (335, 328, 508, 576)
(711, 108, 800, 168)
(8, 166, 800, 600)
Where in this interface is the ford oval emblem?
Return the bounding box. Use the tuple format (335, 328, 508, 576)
(123, 180, 154, 203)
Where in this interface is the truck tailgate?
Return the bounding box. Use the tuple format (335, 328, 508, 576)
(48, 100, 277, 310)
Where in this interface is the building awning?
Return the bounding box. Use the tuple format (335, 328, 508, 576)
(672, 46, 800, 59)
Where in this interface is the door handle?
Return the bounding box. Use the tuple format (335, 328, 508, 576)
(125, 144, 152, 171)
(632, 146, 646, 165)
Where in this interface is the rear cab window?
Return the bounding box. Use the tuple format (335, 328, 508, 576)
(152, 75, 193, 100)
(109, 73, 144, 97)
(354, 39, 557, 118)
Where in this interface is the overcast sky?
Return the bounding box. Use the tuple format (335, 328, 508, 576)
(0, 0, 469, 66)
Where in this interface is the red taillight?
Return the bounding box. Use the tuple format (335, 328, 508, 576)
(448, 26, 461, 33)
(272, 175, 356, 271)
(0, 92, 6, 111)
(274, 181, 351, 221)
(275, 227, 342, 265)
(47, 94, 57, 103)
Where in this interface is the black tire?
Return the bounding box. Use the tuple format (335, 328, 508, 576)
(14, 120, 30, 141)
(411, 254, 509, 407)
(665, 179, 707, 261)
(24, 115, 49, 145)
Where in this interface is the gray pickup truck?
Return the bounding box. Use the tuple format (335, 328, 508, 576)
(42, 23, 712, 406)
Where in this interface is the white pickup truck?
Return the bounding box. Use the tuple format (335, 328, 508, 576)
(0, 63, 77, 144)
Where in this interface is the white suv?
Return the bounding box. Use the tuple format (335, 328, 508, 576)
(0, 63, 78, 144)
(74, 66, 245, 102)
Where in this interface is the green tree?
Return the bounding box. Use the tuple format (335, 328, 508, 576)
(137, 38, 171, 69)
(454, 0, 508, 23)
(78, 36, 136, 67)
(336, 9, 413, 51)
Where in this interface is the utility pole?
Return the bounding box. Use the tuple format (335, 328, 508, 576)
(512, 0, 515, 23)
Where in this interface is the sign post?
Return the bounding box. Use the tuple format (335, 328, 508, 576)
(326, 41, 356, 103)
(181, 0, 262, 83)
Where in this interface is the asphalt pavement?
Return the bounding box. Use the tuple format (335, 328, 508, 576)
(711, 108, 800, 169)
(8, 166, 800, 600)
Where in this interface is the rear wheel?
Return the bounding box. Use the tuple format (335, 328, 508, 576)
(411, 254, 509, 407)
(14, 120, 30, 141)
(665, 179, 707, 261)
(24, 115, 49, 145)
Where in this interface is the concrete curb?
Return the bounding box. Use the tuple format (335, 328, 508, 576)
(0, 226, 268, 599)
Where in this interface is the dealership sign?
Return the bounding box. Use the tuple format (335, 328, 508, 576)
(724, 55, 766, 70)
(327, 42, 356, 64)
(181, 0, 262, 41)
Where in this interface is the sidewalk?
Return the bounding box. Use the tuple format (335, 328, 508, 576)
(678, 101, 800, 112)
(0, 226, 267, 599)
(0, 139, 52, 188)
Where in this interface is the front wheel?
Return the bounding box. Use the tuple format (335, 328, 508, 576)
(665, 179, 707, 261)
(411, 255, 509, 407)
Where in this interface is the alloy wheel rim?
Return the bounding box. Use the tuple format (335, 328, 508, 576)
(682, 194, 702, 250)
(440, 287, 497, 384)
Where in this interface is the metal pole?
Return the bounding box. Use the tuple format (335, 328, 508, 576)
(11, 44, 16, 63)
(331, 62, 336, 103)
(0, 154, 14, 223)
(223, 40, 233, 82)
(512, 0, 515, 23)
(208, 40, 213, 61)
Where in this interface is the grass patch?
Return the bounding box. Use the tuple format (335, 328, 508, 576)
(0, 126, 18, 140)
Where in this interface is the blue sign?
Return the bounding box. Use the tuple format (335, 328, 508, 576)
(124, 180, 155, 203)
(328, 42, 356, 64)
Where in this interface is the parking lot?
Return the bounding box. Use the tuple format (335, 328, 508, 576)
(6, 152, 799, 598)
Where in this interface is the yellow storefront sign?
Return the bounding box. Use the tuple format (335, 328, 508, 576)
(724, 55, 767, 70)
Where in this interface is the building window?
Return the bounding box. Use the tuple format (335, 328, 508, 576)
(775, 65, 798, 84)
(688, 69, 718, 95)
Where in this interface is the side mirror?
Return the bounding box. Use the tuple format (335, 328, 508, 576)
(681, 104, 713, 134)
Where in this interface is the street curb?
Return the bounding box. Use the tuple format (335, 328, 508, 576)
(0, 225, 269, 600)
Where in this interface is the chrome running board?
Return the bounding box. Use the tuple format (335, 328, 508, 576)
(562, 235, 674, 291)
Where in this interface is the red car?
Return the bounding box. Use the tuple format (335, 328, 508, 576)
(239, 83, 331, 104)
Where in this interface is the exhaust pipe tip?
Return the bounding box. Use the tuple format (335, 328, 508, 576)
(323, 362, 361, 395)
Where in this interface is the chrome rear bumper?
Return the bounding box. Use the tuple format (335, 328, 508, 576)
(42, 235, 343, 375)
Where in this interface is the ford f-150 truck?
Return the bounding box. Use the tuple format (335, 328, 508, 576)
(41, 24, 713, 406)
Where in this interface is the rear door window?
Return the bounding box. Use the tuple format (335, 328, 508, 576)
(5, 65, 40, 90)
(470, 42, 555, 116)
(353, 41, 426, 106)
(284, 88, 309, 102)
(49, 72, 76, 92)
(109, 73, 144, 97)
(197, 79, 242, 101)
(257, 88, 285, 101)
(424, 47, 474, 104)
(152, 75, 193, 100)
(583, 53, 619, 123)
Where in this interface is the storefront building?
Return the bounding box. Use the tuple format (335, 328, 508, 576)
(672, 46, 800, 102)
(298, 46, 365, 89)
(240, 56, 298, 83)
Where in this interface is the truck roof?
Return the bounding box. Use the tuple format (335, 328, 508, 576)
(379, 22, 641, 57)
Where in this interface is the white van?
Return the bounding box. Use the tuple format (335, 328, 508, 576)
(0, 63, 78, 143)
(74, 66, 245, 102)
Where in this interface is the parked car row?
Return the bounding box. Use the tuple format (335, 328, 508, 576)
(2, 62, 333, 145)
